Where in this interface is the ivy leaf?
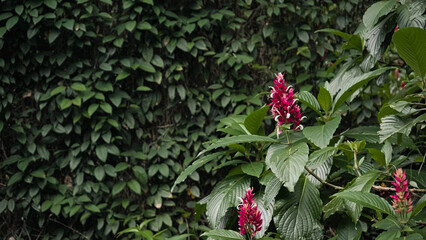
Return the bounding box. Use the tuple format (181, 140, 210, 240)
(274, 176, 323, 239)
(199, 175, 250, 229)
(112, 181, 126, 196)
(393, 27, 426, 78)
(303, 116, 341, 149)
(94, 166, 105, 181)
(334, 191, 395, 216)
(96, 145, 108, 162)
(6, 16, 19, 30)
(265, 142, 309, 192)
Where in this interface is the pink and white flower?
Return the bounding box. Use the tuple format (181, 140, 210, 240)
(269, 73, 303, 135)
(390, 168, 413, 213)
(238, 187, 262, 238)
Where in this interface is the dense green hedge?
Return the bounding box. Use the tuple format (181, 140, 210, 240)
(0, 0, 372, 239)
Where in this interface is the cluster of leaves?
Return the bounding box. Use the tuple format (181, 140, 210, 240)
(175, 0, 426, 239)
(0, 0, 376, 239)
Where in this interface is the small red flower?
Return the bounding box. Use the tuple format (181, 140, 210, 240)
(238, 188, 262, 238)
(401, 81, 405, 88)
(395, 25, 399, 32)
(390, 169, 413, 213)
(395, 68, 400, 80)
(269, 73, 303, 135)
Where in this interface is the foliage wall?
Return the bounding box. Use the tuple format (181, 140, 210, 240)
(0, 0, 371, 239)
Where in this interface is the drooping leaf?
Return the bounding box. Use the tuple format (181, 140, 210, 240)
(393, 27, 426, 78)
(363, 0, 397, 30)
(397, 1, 425, 29)
(265, 142, 309, 192)
(378, 113, 426, 143)
(172, 152, 224, 191)
(296, 91, 321, 115)
(199, 135, 278, 156)
(201, 229, 244, 240)
(334, 191, 395, 216)
(243, 105, 270, 135)
(274, 176, 323, 239)
(303, 116, 341, 148)
(199, 175, 250, 229)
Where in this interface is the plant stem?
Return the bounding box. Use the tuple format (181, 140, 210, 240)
(353, 151, 361, 176)
(285, 130, 290, 144)
(304, 166, 344, 190)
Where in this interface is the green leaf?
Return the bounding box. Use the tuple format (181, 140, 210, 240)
(51, 86, 66, 96)
(125, 20, 136, 31)
(241, 162, 264, 178)
(31, 169, 46, 178)
(62, 19, 75, 31)
(393, 27, 426, 78)
(296, 91, 322, 115)
(318, 87, 332, 112)
(139, 61, 156, 73)
(0, 199, 7, 213)
(378, 113, 426, 143)
(307, 147, 336, 170)
(88, 104, 99, 117)
(94, 166, 105, 181)
(363, 0, 397, 29)
(334, 191, 395, 216)
(376, 229, 401, 240)
(71, 83, 87, 91)
(201, 230, 244, 240)
(172, 152, 224, 191)
(200, 135, 278, 156)
(127, 180, 141, 195)
(344, 126, 380, 143)
(132, 166, 147, 185)
(303, 116, 341, 149)
(274, 176, 323, 239)
(116, 71, 130, 81)
(60, 98, 72, 110)
(95, 81, 113, 92)
(41, 200, 53, 212)
(112, 181, 126, 195)
(113, 38, 124, 47)
(141, 0, 153, 5)
(243, 105, 270, 134)
(411, 194, 426, 217)
(100, 102, 112, 114)
(136, 86, 152, 91)
(368, 148, 386, 166)
(329, 67, 393, 111)
(6, 16, 19, 30)
(200, 175, 250, 228)
(45, 0, 57, 9)
(96, 145, 108, 162)
(48, 30, 60, 43)
(84, 204, 100, 213)
(265, 142, 309, 192)
(323, 197, 345, 219)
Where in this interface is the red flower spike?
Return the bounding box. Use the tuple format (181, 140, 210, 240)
(238, 188, 262, 238)
(390, 169, 413, 214)
(269, 73, 303, 135)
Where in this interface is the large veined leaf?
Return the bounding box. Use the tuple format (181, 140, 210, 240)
(172, 152, 224, 191)
(265, 142, 309, 192)
(254, 189, 274, 239)
(378, 113, 426, 143)
(323, 197, 345, 219)
(201, 229, 244, 240)
(307, 147, 337, 170)
(261, 172, 282, 207)
(334, 191, 395, 216)
(199, 135, 278, 156)
(393, 27, 426, 78)
(331, 67, 393, 111)
(274, 176, 323, 239)
(303, 116, 341, 148)
(336, 218, 365, 240)
(244, 105, 270, 135)
(397, 1, 425, 29)
(295, 91, 321, 115)
(338, 170, 381, 222)
(199, 175, 250, 229)
(307, 156, 333, 188)
(363, 0, 397, 30)
(344, 126, 380, 143)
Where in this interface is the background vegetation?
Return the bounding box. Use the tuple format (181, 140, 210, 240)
(2, 0, 417, 239)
